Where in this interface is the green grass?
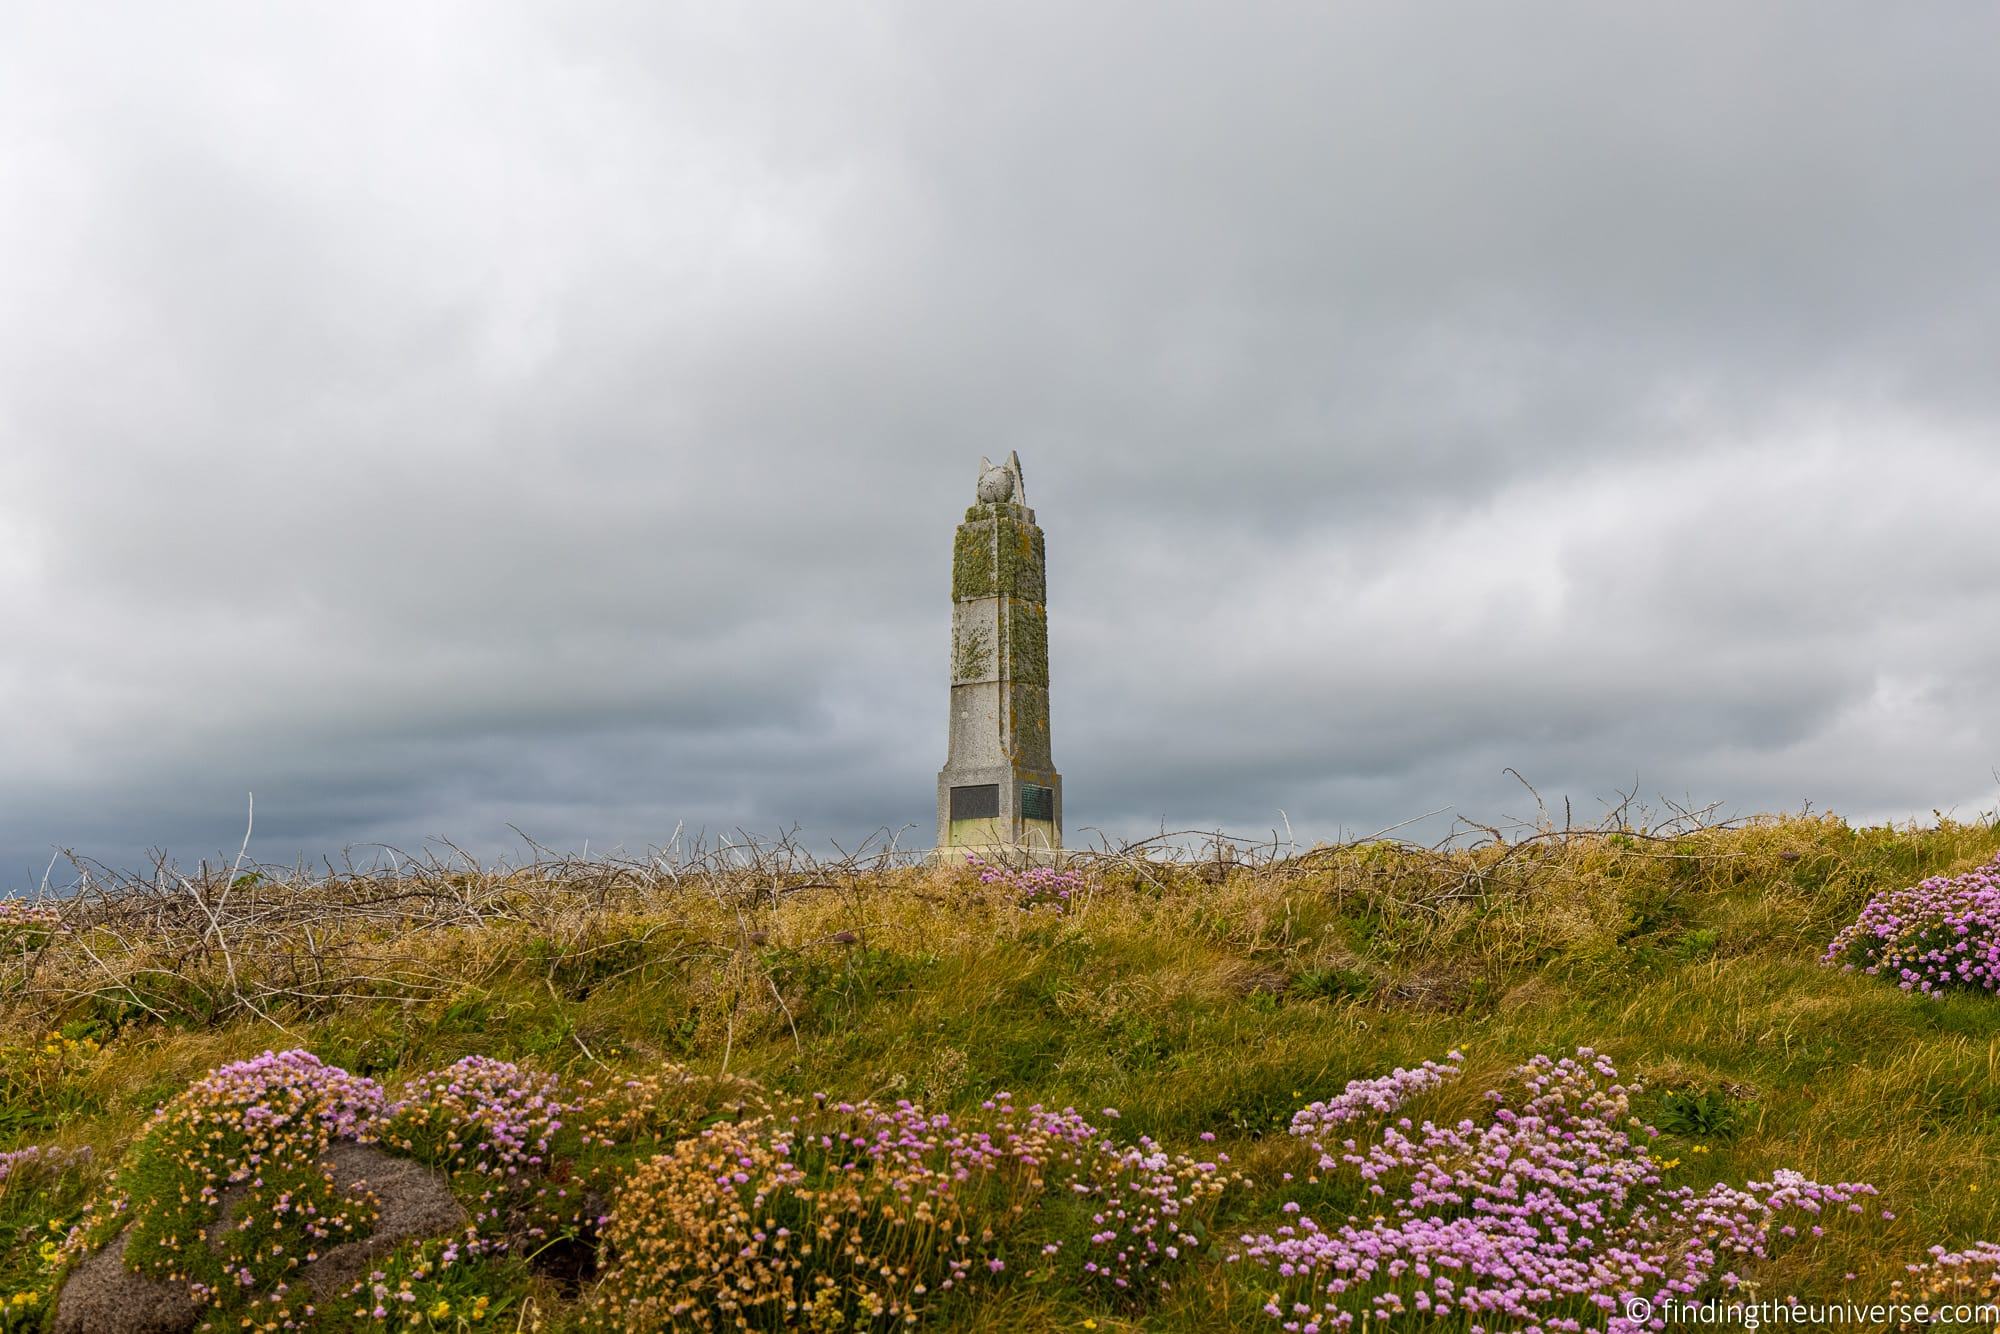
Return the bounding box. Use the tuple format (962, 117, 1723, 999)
(5, 813, 2000, 1327)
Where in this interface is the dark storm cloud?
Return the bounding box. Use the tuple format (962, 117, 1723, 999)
(5, 3, 2000, 887)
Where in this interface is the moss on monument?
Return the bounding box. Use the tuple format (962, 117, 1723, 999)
(952, 520, 995, 601)
(953, 624, 994, 681)
(1006, 603, 1048, 685)
(994, 515, 1046, 601)
(1007, 685, 1052, 768)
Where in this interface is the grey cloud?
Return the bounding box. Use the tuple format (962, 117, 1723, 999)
(5, 3, 2000, 887)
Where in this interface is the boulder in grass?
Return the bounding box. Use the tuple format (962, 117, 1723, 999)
(295, 1143, 468, 1300)
(50, 1230, 198, 1334)
(55, 1144, 465, 1334)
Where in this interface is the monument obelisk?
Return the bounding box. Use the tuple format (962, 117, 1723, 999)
(936, 452, 1062, 858)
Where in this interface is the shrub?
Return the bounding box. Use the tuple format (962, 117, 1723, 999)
(1824, 855, 2000, 995)
(1232, 1050, 1875, 1331)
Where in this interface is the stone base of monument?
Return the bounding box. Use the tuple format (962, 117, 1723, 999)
(927, 840, 1070, 869)
(934, 766, 1063, 866)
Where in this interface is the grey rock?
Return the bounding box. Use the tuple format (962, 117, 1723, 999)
(300, 1143, 467, 1301)
(55, 1143, 466, 1334)
(52, 1231, 198, 1334)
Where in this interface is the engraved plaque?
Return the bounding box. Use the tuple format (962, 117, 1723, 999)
(950, 783, 1001, 820)
(1019, 783, 1054, 822)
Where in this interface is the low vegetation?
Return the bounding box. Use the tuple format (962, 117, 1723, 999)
(4, 811, 2000, 1328)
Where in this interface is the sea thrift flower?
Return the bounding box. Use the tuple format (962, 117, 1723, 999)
(586, 1090, 1239, 1328)
(383, 1056, 579, 1246)
(1290, 1052, 1462, 1171)
(1891, 1239, 2000, 1312)
(1235, 1050, 1875, 1333)
(964, 853, 1088, 914)
(85, 1050, 387, 1318)
(0, 900, 62, 934)
(1825, 855, 2000, 995)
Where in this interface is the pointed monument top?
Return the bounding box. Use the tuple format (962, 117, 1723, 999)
(974, 451, 1029, 505)
(1007, 450, 1027, 504)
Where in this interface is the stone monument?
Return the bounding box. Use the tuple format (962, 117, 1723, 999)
(936, 452, 1062, 858)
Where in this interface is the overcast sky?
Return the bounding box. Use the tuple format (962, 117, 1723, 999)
(5, 3, 2000, 886)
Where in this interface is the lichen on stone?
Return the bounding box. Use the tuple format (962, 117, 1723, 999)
(1007, 685, 1052, 768)
(993, 515, 1046, 600)
(952, 520, 996, 601)
(953, 624, 994, 682)
(1006, 603, 1048, 685)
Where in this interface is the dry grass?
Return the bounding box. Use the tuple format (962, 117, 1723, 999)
(5, 810, 2000, 1327)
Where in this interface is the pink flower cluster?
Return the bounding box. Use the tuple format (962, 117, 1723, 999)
(76, 1049, 599, 1325)
(1289, 1051, 1463, 1171)
(1895, 1239, 2000, 1306)
(389, 1056, 568, 1177)
(595, 1085, 1239, 1325)
(1069, 1126, 1234, 1294)
(382, 1055, 579, 1242)
(805, 1091, 1233, 1295)
(957, 1094, 1234, 1294)
(1912, 1240, 2000, 1278)
(0, 899, 62, 933)
(1823, 856, 2000, 995)
(181, 1048, 388, 1150)
(964, 853, 1086, 913)
(0, 1142, 89, 1185)
(1234, 1050, 1876, 1333)
(95, 1049, 389, 1305)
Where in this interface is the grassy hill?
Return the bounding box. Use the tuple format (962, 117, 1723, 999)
(7, 814, 2000, 1329)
